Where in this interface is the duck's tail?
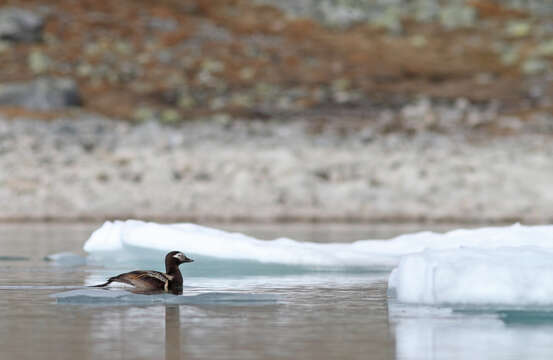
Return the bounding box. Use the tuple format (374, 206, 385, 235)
(89, 279, 113, 288)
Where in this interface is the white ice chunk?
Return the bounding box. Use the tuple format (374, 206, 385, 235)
(84, 220, 553, 269)
(52, 289, 278, 305)
(389, 247, 553, 306)
(87, 220, 125, 252)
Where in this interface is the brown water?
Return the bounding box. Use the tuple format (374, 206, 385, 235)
(0, 223, 420, 360)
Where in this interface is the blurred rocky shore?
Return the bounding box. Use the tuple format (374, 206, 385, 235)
(3, 114, 553, 223)
(1, 0, 553, 222)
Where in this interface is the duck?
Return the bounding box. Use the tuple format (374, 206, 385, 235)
(91, 251, 194, 294)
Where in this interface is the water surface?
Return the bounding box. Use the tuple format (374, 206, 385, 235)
(3, 222, 553, 360)
(0, 223, 406, 360)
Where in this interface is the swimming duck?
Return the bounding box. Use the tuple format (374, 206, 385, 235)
(91, 251, 194, 294)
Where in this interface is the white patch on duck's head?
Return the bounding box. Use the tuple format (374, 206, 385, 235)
(173, 252, 185, 261)
(170, 251, 193, 263)
(173, 252, 194, 263)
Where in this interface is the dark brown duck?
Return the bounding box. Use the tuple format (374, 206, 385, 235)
(92, 251, 194, 294)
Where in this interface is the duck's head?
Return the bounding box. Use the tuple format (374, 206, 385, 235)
(166, 251, 194, 266)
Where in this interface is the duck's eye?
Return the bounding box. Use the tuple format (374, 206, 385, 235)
(173, 253, 184, 260)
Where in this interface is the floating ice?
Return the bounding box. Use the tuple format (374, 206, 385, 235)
(391, 303, 553, 360)
(394, 316, 553, 360)
(44, 252, 87, 266)
(388, 247, 553, 307)
(85, 272, 385, 289)
(0, 256, 28, 261)
(84, 220, 553, 270)
(84, 220, 395, 270)
(52, 289, 278, 305)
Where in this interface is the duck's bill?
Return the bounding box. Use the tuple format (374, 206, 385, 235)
(184, 258, 194, 263)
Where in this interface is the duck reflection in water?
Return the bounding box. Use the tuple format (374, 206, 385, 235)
(165, 305, 182, 360)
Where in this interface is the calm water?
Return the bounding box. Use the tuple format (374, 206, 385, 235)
(0, 223, 403, 360)
(1, 223, 553, 360)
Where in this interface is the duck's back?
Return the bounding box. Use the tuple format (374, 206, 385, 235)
(110, 270, 170, 290)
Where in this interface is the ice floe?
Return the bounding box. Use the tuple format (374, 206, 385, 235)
(390, 302, 553, 360)
(52, 289, 278, 305)
(388, 247, 553, 307)
(394, 315, 553, 360)
(0, 256, 28, 261)
(84, 220, 553, 271)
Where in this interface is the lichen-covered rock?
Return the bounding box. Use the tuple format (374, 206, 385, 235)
(537, 40, 553, 57)
(505, 21, 532, 38)
(371, 6, 403, 34)
(522, 57, 549, 75)
(0, 7, 44, 42)
(28, 49, 50, 74)
(0, 78, 82, 110)
(439, 4, 476, 29)
(160, 109, 181, 124)
(257, 0, 553, 27)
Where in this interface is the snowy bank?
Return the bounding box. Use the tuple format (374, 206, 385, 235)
(388, 247, 553, 307)
(84, 220, 553, 271)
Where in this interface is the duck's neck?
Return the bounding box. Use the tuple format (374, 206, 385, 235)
(166, 262, 183, 283)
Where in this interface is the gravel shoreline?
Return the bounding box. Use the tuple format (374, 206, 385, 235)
(3, 114, 553, 223)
